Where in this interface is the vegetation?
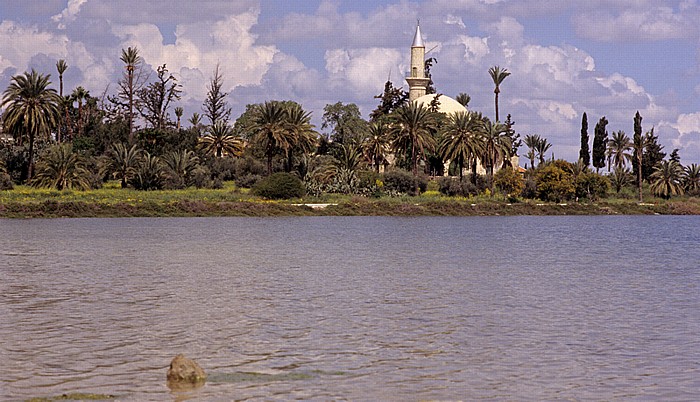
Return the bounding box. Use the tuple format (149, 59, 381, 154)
(1, 49, 698, 218)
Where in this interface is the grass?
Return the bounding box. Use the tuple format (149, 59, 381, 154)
(1, 181, 699, 218)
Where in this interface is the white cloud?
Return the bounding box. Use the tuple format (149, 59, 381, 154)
(325, 47, 404, 98)
(52, 0, 88, 30)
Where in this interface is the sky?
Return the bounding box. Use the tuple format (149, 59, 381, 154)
(1, 0, 700, 165)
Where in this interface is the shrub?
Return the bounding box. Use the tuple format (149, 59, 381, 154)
(494, 167, 525, 196)
(437, 177, 478, 197)
(0, 172, 13, 190)
(253, 172, 305, 199)
(236, 173, 262, 189)
(536, 163, 575, 202)
(575, 172, 610, 201)
(383, 169, 427, 196)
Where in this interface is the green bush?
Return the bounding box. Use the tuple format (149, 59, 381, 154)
(575, 172, 610, 201)
(536, 163, 575, 202)
(253, 172, 305, 199)
(494, 167, 525, 196)
(0, 172, 13, 190)
(383, 169, 427, 196)
(437, 177, 477, 197)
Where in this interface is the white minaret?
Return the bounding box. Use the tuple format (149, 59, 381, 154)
(406, 22, 430, 102)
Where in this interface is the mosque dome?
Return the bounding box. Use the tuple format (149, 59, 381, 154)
(413, 93, 468, 115)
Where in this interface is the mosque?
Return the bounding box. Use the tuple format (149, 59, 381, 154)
(403, 23, 519, 175)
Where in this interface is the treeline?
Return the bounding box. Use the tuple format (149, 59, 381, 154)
(1, 48, 698, 203)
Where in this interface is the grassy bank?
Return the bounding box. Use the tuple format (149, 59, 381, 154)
(1, 182, 699, 218)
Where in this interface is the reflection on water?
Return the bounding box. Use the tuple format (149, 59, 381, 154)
(1, 216, 699, 400)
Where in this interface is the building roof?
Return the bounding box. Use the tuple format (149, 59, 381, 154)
(414, 93, 468, 115)
(412, 24, 424, 48)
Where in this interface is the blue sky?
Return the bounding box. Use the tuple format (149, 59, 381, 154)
(1, 0, 699, 165)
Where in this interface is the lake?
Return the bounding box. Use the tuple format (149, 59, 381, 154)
(1, 216, 699, 400)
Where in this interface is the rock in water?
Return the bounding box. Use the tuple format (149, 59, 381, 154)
(167, 354, 207, 384)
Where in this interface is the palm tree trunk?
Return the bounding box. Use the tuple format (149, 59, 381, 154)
(128, 70, 134, 143)
(494, 89, 500, 122)
(27, 130, 35, 180)
(637, 153, 643, 202)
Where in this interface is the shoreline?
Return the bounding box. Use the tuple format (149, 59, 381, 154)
(1, 198, 699, 219)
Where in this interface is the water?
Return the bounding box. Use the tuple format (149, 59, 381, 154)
(1, 216, 699, 401)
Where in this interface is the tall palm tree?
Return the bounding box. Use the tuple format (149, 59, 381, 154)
(1, 69, 61, 180)
(523, 134, 541, 170)
(650, 160, 684, 199)
(389, 102, 437, 176)
(683, 163, 700, 194)
(250, 101, 293, 174)
(535, 137, 552, 167)
(607, 130, 632, 171)
(284, 103, 317, 172)
(71, 86, 89, 138)
(108, 142, 142, 188)
(488, 65, 510, 122)
(120, 46, 140, 143)
(199, 121, 244, 158)
(188, 112, 203, 136)
(481, 118, 511, 179)
(32, 143, 90, 190)
(56, 59, 68, 142)
(439, 111, 485, 181)
(362, 121, 390, 172)
(174, 106, 184, 130)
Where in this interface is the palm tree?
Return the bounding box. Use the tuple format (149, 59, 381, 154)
(199, 121, 244, 158)
(481, 118, 511, 179)
(455, 93, 471, 108)
(71, 86, 89, 138)
(683, 163, 700, 194)
(610, 166, 632, 193)
(132, 152, 163, 190)
(1, 69, 61, 180)
(535, 137, 552, 167)
(362, 121, 390, 172)
(650, 160, 684, 199)
(162, 149, 200, 188)
(31, 143, 90, 190)
(389, 102, 437, 176)
(120, 46, 140, 143)
(56, 59, 67, 142)
(250, 101, 293, 174)
(174, 107, 184, 130)
(488, 65, 510, 122)
(523, 134, 541, 169)
(607, 130, 632, 171)
(188, 112, 203, 136)
(108, 142, 142, 188)
(284, 103, 317, 172)
(439, 111, 485, 181)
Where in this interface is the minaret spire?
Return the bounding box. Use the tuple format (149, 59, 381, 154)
(406, 20, 429, 102)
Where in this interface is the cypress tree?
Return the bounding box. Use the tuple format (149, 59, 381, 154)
(592, 116, 608, 172)
(579, 112, 590, 167)
(633, 111, 644, 202)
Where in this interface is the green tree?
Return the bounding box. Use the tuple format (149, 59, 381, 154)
(523, 134, 540, 169)
(322, 102, 367, 145)
(108, 142, 142, 188)
(607, 130, 632, 171)
(439, 111, 485, 181)
(488, 65, 510, 122)
(389, 102, 437, 176)
(132, 151, 163, 190)
(534, 136, 552, 167)
(71, 86, 89, 138)
(642, 128, 665, 182)
(199, 121, 244, 158)
(610, 167, 632, 194)
(174, 107, 183, 130)
(162, 149, 200, 189)
(650, 160, 684, 199)
(284, 102, 318, 172)
(2, 69, 61, 180)
(203, 64, 232, 126)
(31, 143, 90, 190)
(575, 171, 610, 201)
(481, 118, 511, 180)
(250, 101, 293, 174)
(456, 93, 471, 108)
(633, 111, 644, 202)
(362, 121, 390, 172)
(494, 166, 524, 196)
(579, 112, 590, 167)
(683, 163, 700, 195)
(56, 59, 68, 142)
(370, 80, 408, 122)
(535, 161, 575, 202)
(120, 47, 141, 143)
(592, 116, 608, 172)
